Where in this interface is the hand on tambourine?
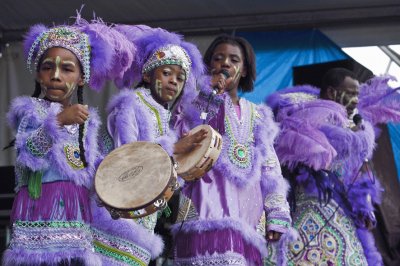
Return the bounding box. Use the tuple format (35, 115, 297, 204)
(266, 230, 282, 242)
(174, 129, 208, 155)
(57, 104, 89, 126)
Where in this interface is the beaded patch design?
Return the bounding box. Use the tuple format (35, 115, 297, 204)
(224, 102, 255, 169)
(92, 228, 151, 266)
(264, 193, 367, 266)
(175, 253, 247, 266)
(26, 127, 52, 157)
(9, 220, 93, 251)
(64, 144, 84, 169)
(132, 212, 158, 232)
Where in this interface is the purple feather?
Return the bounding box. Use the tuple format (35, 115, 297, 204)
(23, 24, 48, 62)
(359, 75, 400, 125)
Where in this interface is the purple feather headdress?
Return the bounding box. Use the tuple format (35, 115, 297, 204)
(23, 16, 135, 92)
(114, 25, 204, 89)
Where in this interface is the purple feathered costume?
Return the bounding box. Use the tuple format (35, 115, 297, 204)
(264, 77, 400, 265)
(103, 26, 204, 265)
(3, 17, 133, 266)
(171, 76, 295, 266)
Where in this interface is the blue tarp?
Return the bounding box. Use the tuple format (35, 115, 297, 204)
(388, 123, 400, 182)
(237, 29, 400, 182)
(237, 29, 349, 103)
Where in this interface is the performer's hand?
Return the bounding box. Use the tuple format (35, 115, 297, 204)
(174, 129, 208, 154)
(365, 217, 375, 230)
(363, 211, 376, 231)
(266, 230, 282, 241)
(57, 104, 89, 126)
(210, 70, 232, 94)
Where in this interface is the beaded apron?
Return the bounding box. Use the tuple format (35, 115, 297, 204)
(264, 192, 367, 266)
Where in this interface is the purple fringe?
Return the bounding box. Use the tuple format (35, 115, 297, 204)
(175, 228, 262, 265)
(171, 218, 268, 257)
(11, 182, 91, 223)
(2, 247, 101, 266)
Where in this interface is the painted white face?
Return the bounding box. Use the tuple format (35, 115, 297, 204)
(36, 47, 83, 105)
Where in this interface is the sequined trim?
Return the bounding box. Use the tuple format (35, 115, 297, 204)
(280, 92, 317, 104)
(133, 212, 158, 232)
(256, 212, 266, 236)
(64, 144, 84, 169)
(99, 128, 114, 155)
(94, 240, 147, 266)
(267, 219, 290, 228)
(175, 253, 247, 266)
(142, 45, 192, 78)
(27, 27, 91, 83)
(264, 194, 289, 209)
(26, 127, 53, 157)
(9, 220, 93, 250)
(92, 228, 151, 266)
(136, 91, 164, 136)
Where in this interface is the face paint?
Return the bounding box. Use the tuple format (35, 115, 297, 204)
(233, 65, 241, 83)
(63, 82, 77, 99)
(345, 96, 358, 108)
(339, 91, 346, 105)
(53, 56, 61, 79)
(155, 79, 163, 98)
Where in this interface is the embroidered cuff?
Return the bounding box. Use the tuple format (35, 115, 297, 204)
(264, 193, 291, 233)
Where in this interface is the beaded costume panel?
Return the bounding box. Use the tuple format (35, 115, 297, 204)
(264, 192, 367, 266)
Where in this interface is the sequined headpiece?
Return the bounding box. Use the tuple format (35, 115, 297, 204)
(26, 26, 91, 83)
(23, 20, 135, 92)
(142, 44, 192, 78)
(114, 26, 204, 89)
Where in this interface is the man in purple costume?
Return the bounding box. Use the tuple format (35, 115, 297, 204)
(265, 68, 400, 265)
(171, 35, 294, 266)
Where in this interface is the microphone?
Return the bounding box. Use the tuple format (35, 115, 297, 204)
(212, 69, 230, 94)
(353, 114, 365, 130)
(200, 70, 231, 122)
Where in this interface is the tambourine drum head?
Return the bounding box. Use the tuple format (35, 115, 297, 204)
(95, 142, 172, 210)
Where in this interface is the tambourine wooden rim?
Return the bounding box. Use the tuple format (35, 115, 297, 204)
(173, 125, 222, 181)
